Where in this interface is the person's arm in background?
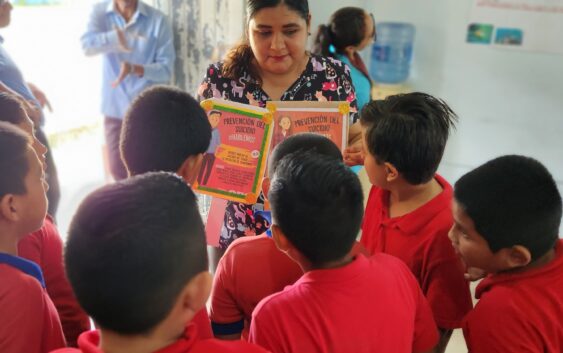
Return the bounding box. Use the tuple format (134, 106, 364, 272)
(111, 15, 175, 87)
(80, 3, 129, 56)
(27, 82, 52, 112)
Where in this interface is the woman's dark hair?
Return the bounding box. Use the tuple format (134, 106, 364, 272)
(222, 0, 310, 82)
(313, 7, 367, 57)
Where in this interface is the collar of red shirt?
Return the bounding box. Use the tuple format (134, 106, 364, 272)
(376, 174, 452, 235)
(0, 252, 45, 288)
(475, 239, 563, 299)
(76, 324, 200, 353)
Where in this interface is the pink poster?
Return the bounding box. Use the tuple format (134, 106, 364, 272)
(268, 101, 350, 152)
(194, 99, 273, 204)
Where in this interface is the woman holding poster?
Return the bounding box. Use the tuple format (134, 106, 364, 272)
(198, 0, 358, 251)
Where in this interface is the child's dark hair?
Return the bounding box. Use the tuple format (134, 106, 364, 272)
(313, 7, 368, 57)
(121, 85, 211, 176)
(268, 133, 342, 177)
(222, 0, 309, 82)
(0, 92, 26, 125)
(65, 172, 208, 334)
(208, 110, 222, 117)
(269, 152, 363, 266)
(455, 155, 562, 261)
(0, 122, 30, 198)
(360, 92, 457, 184)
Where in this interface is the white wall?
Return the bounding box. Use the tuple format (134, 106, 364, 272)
(313, 0, 563, 183)
(312, 0, 563, 235)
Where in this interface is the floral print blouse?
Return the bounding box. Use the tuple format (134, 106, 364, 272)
(198, 54, 358, 249)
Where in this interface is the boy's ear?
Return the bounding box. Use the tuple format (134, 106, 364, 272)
(177, 154, 204, 185)
(261, 177, 270, 200)
(0, 195, 19, 222)
(384, 162, 399, 182)
(505, 245, 532, 268)
(271, 224, 291, 253)
(179, 271, 212, 314)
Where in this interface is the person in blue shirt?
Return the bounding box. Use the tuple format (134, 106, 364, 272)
(313, 7, 376, 111)
(81, 0, 175, 180)
(0, 0, 61, 218)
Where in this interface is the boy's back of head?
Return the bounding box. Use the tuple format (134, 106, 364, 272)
(65, 172, 208, 335)
(268, 133, 342, 177)
(120, 85, 212, 176)
(455, 155, 562, 261)
(360, 92, 457, 184)
(269, 152, 363, 266)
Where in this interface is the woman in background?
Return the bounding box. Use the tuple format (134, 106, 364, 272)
(313, 7, 376, 111)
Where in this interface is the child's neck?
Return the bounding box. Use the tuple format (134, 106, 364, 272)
(0, 225, 20, 256)
(100, 328, 181, 353)
(302, 253, 354, 272)
(387, 177, 442, 218)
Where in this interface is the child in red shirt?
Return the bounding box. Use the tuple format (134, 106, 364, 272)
(52, 173, 269, 353)
(120, 85, 214, 337)
(450, 155, 563, 353)
(249, 152, 438, 353)
(210, 134, 344, 339)
(358, 93, 472, 351)
(0, 92, 90, 346)
(0, 122, 66, 353)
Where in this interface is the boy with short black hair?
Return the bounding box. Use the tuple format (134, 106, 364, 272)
(249, 152, 438, 353)
(119, 85, 213, 337)
(359, 93, 472, 351)
(0, 122, 66, 353)
(210, 134, 342, 340)
(53, 172, 269, 353)
(450, 155, 563, 353)
(120, 85, 211, 182)
(0, 91, 90, 346)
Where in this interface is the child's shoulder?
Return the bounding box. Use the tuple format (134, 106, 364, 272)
(222, 235, 274, 262)
(0, 262, 45, 307)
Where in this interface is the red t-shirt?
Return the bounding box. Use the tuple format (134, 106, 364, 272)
(18, 216, 91, 346)
(211, 235, 369, 338)
(210, 235, 303, 338)
(0, 254, 66, 353)
(361, 175, 472, 329)
(51, 324, 270, 353)
(248, 254, 439, 353)
(463, 239, 563, 353)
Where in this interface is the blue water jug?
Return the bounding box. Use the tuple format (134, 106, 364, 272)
(370, 22, 415, 84)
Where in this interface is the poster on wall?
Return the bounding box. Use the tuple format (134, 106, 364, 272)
(467, 0, 563, 54)
(266, 101, 350, 152)
(194, 98, 273, 204)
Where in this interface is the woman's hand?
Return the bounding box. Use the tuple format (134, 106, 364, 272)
(344, 141, 364, 166)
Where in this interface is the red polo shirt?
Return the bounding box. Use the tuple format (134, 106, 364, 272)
(211, 235, 369, 339)
(361, 175, 472, 329)
(249, 254, 438, 353)
(51, 324, 270, 353)
(0, 253, 66, 353)
(19, 216, 91, 346)
(210, 235, 303, 338)
(463, 239, 563, 353)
